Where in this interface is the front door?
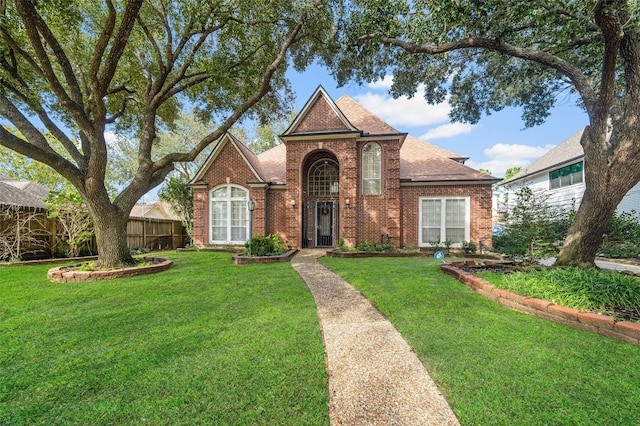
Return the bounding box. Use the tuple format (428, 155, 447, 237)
(316, 201, 333, 247)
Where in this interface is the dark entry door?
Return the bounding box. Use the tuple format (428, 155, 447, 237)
(316, 201, 333, 247)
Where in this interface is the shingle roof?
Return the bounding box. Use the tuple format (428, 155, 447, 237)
(0, 175, 49, 208)
(399, 136, 496, 182)
(130, 200, 182, 221)
(502, 128, 584, 185)
(256, 143, 286, 183)
(335, 95, 401, 135)
(194, 91, 497, 185)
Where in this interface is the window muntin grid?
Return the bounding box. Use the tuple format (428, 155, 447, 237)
(308, 159, 339, 197)
(209, 184, 249, 244)
(419, 197, 470, 246)
(362, 142, 381, 195)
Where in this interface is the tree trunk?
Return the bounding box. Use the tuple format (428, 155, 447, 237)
(554, 185, 619, 268)
(555, 128, 640, 268)
(92, 204, 134, 268)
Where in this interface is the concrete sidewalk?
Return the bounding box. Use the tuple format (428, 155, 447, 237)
(291, 249, 459, 426)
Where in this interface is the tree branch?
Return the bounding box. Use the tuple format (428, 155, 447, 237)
(375, 34, 599, 117)
(14, 0, 88, 123)
(0, 118, 79, 185)
(90, 0, 116, 83)
(98, 0, 144, 94)
(153, 21, 305, 169)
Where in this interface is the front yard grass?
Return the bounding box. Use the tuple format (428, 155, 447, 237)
(1, 251, 329, 425)
(320, 256, 640, 426)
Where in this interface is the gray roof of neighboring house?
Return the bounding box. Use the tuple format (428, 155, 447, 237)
(502, 128, 585, 185)
(0, 175, 49, 208)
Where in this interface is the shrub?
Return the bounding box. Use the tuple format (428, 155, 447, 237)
(494, 187, 569, 259)
(463, 241, 477, 254)
(356, 241, 393, 252)
(598, 211, 640, 258)
(245, 234, 287, 256)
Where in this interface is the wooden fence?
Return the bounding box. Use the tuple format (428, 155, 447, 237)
(1, 204, 188, 260)
(126, 217, 187, 251)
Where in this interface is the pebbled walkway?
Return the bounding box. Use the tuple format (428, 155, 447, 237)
(291, 249, 459, 426)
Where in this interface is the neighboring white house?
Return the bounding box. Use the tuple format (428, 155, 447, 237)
(499, 128, 640, 219)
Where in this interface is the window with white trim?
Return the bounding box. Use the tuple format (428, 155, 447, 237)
(209, 185, 249, 244)
(419, 196, 470, 246)
(362, 142, 381, 195)
(549, 161, 583, 189)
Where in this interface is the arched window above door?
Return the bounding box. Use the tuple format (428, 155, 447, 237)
(308, 159, 339, 196)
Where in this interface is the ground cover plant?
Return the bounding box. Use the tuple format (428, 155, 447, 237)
(0, 251, 329, 425)
(479, 267, 640, 322)
(320, 256, 640, 426)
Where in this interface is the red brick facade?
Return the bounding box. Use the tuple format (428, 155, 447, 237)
(191, 87, 496, 250)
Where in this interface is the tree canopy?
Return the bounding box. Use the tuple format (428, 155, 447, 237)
(0, 0, 334, 267)
(329, 0, 640, 267)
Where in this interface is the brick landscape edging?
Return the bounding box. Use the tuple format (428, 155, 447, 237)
(441, 263, 640, 345)
(48, 256, 172, 283)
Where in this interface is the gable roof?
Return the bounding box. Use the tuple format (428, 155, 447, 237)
(193, 90, 496, 185)
(282, 86, 359, 136)
(334, 95, 402, 135)
(190, 132, 265, 184)
(502, 128, 584, 185)
(0, 175, 49, 208)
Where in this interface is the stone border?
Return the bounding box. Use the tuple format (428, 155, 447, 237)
(48, 256, 173, 283)
(232, 249, 298, 265)
(441, 262, 640, 346)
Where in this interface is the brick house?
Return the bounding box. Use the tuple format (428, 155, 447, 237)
(190, 86, 498, 250)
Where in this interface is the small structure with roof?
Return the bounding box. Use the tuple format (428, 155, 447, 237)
(190, 86, 499, 249)
(500, 128, 640, 218)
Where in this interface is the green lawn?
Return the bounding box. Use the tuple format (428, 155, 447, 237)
(0, 251, 329, 425)
(320, 256, 640, 426)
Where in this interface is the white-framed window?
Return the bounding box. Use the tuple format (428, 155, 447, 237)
(362, 142, 381, 195)
(549, 161, 583, 189)
(419, 196, 470, 247)
(209, 184, 249, 244)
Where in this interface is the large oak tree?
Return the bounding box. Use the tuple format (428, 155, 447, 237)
(329, 0, 640, 267)
(0, 0, 332, 267)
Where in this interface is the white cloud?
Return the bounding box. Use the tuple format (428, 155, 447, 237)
(419, 122, 476, 140)
(354, 85, 451, 127)
(466, 143, 556, 177)
(483, 143, 555, 161)
(367, 76, 394, 90)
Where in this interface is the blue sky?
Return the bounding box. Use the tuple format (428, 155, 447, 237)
(286, 62, 588, 178)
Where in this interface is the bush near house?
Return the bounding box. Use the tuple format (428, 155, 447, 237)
(494, 188, 640, 260)
(245, 234, 288, 256)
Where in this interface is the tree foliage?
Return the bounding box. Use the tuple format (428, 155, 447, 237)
(493, 187, 570, 260)
(45, 183, 94, 258)
(0, 0, 334, 268)
(329, 0, 640, 267)
(158, 175, 193, 243)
